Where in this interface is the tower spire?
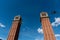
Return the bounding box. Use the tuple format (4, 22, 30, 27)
(40, 12, 56, 40)
(7, 15, 22, 40)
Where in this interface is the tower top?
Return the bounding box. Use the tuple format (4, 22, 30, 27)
(40, 12, 48, 18)
(14, 15, 21, 21)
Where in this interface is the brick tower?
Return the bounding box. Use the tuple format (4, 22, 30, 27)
(40, 12, 56, 40)
(7, 15, 22, 40)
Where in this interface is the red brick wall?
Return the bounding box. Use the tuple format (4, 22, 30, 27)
(7, 20, 21, 40)
(41, 18, 56, 40)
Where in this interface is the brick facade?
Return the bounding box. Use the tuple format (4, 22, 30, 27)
(40, 12, 56, 40)
(7, 16, 21, 40)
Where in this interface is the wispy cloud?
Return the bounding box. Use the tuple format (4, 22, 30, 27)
(37, 28, 43, 34)
(0, 37, 3, 40)
(35, 34, 60, 40)
(35, 37, 44, 40)
(0, 23, 5, 28)
(55, 34, 60, 37)
(52, 17, 60, 27)
(0, 37, 6, 40)
(35, 38, 40, 40)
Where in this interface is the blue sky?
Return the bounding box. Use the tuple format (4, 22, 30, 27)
(0, 0, 60, 40)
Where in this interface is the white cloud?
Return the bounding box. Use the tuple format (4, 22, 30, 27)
(0, 37, 6, 40)
(0, 23, 5, 28)
(55, 34, 60, 37)
(35, 38, 40, 40)
(0, 37, 7, 40)
(52, 17, 60, 27)
(0, 37, 3, 39)
(35, 37, 44, 40)
(37, 28, 43, 34)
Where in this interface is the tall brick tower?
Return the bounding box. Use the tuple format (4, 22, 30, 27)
(7, 15, 22, 40)
(40, 12, 56, 40)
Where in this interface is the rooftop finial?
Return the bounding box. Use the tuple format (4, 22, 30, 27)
(40, 12, 48, 18)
